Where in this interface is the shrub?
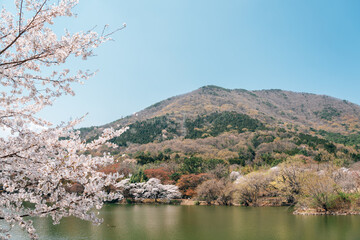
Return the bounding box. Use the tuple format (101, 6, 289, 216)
(274, 161, 306, 204)
(196, 179, 224, 204)
(234, 171, 274, 206)
(207, 164, 229, 179)
(130, 169, 148, 183)
(182, 157, 204, 174)
(176, 174, 211, 198)
(229, 158, 245, 166)
(298, 172, 338, 212)
(144, 168, 172, 184)
(196, 179, 234, 205)
(205, 159, 225, 170)
(251, 135, 275, 148)
(170, 172, 182, 182)
(98, 162, 134, 177)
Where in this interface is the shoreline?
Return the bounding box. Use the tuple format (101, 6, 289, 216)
(293, 209, 360, 216)
(115, 198, 360, 216)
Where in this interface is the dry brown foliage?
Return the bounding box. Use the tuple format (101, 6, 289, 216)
(176, 173, 211, 198)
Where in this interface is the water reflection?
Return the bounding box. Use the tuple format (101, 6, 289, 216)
(9, 205, 360, 240)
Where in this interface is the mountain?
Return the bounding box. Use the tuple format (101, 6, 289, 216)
(80, 86, 360, 165)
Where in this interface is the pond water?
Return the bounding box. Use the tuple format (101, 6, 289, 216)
(8, 205, 360, 240)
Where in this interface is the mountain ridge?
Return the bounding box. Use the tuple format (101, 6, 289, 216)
(82, 85, 360, 136)
(78, 86, 360, 166)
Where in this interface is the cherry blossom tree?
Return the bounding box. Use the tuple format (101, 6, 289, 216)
(0, 0, 127, 239)
(119, 178, 182, 200)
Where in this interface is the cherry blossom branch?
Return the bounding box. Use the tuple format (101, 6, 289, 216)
(0, 207, 60, 220)
(18, 0, 24, 34)
(0, 0, 47, 56)
(0, 1, 130, 239)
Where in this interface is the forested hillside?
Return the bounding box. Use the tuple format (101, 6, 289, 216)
(81, 85, 360, 165)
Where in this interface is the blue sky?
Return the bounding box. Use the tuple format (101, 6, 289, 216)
(37, 0, 360, 127)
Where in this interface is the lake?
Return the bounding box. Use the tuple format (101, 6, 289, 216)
(8, 205, 360, 240)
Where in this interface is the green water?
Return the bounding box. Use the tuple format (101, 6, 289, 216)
(10, 205, 360, 239)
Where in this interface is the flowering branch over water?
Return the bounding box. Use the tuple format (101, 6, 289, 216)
(0, 0, 128, 239)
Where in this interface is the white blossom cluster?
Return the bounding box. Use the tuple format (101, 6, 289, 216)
(0, 1, 127, 239)
(117, 178, 182, 200)
(229, 171, 242, 182)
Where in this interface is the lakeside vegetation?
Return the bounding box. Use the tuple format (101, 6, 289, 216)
(100, 154, 360, 215)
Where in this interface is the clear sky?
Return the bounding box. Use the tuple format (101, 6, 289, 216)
(37, 0, 360, 127)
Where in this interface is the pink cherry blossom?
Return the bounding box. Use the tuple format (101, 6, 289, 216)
(0, 1, 134, 239)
